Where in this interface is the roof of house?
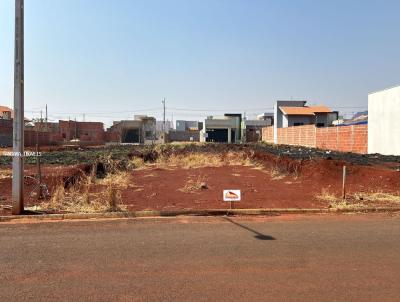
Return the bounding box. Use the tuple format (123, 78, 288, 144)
(279, 105, 333, 116)
(0, 105, 14, 118)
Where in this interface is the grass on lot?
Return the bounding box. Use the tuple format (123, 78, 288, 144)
(136, 151, 258, 170)
(179, 175, 208, 193)
(353, 192, 400, 203)
(316, 188, 400, 210)
(0, 169, 12, 179)
(35, 171, 127, 213)
(96, 171, 135, 189)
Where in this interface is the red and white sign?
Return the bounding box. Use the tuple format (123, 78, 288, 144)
(223, 190, 241, 201)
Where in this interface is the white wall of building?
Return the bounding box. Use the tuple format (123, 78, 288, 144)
(368, 85, 400, 155)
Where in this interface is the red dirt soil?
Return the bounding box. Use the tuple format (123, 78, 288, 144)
(1, 157, 400, 215)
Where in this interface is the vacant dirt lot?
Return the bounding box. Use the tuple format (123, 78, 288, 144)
(1, 143, 400, 215)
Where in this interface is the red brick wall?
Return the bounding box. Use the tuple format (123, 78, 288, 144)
(316, 125, 367, 154)
(262, 124, 368, 154)
(261, 126, 274, 143)
(105, 130, 120, 143)
(59, 120, 105, 143)
(24, 130, 51, 147)
(0, 119, 13, 134)
(277, 125, 316, 148)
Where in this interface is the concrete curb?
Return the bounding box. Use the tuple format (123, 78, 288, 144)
(1, 207, 400, 222)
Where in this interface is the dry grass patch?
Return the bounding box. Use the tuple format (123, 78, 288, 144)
(37, 172, 127, 213)
(0, 169, 12, 179)
(315, 188, 340, 203)
(156, 153, 222, 169)
(129, 157, 147, 170)
(270, 167, 287, 180)
(315, 189, 351, 209)
(131, 151, 259, 170)
(96, 171, 134, 189)
(315, 188, 357, 210)
(354, 192, 400, 203)
(223, 151, 255, 166)
(251, 162, 287, 180)
(179, 175, 208, 193)
(314, 189, 400, 210)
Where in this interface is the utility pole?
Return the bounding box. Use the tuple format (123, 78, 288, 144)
(162, 98, 166, 138)
(162, 98, 166, 131)
(45, 104, 48, 131)
(35, 116, 43, 199)
(12, 0, 24, 215)
(74, 117, 77, 139)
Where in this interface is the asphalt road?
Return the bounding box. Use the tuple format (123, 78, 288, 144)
(1, 214, 400, 302)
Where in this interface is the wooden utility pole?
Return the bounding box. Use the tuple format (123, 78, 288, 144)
(12, 0, 24, 215)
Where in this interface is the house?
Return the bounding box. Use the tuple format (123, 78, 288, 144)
(176, 120, 203, 132)
(0, 106, 13, 120)
(106, 115, 156, 144)
(368, 85, 400, 155)
(155, 120, 173, 133)
(273, 100, 338, 144)
(167, 120, 203, 142)
(256, 112, 274, 125)
(201, 114, 242, 143)
(59, 120, 105, 144)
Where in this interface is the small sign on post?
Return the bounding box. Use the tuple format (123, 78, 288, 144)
(223, 190, 241, 209)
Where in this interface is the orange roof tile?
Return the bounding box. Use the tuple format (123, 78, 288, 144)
(279, 105, 332, 115)
(0, 105, 13, 118)
(308, 106, 333, 113)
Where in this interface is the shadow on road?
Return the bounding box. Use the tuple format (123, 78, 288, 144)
(222, 217, 276, 241)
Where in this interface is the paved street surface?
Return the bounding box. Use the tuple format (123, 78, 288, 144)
(1, 214, 400, 301)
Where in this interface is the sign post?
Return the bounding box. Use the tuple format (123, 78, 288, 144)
(223, 190, 241, 210)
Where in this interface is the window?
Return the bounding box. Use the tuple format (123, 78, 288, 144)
(293, 123, 304, 126)
(316, 123, 325, 127)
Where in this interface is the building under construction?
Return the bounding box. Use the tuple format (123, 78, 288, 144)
(106, 115, 156, 144)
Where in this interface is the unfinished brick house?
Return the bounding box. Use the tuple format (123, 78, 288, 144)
(106, 116, 156, 144)
(59, 120, 105, 144)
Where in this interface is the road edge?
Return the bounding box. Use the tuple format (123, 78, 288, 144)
(1, 207, 400, 222)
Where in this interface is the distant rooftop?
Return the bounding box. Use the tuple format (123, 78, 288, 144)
(279, 105, 333, 116)
(0, 105, 13, 118)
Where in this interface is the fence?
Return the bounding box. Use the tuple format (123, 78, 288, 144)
(262, 124, 368, 154)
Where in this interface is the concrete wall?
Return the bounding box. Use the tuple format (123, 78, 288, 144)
(167, 130, 200, 142)
(176, 120, 202, 131)
(368, 85, 400, 155)
(176, 120, 186, 131)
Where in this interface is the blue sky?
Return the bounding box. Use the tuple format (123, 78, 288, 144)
(1, 0, 399, 125)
